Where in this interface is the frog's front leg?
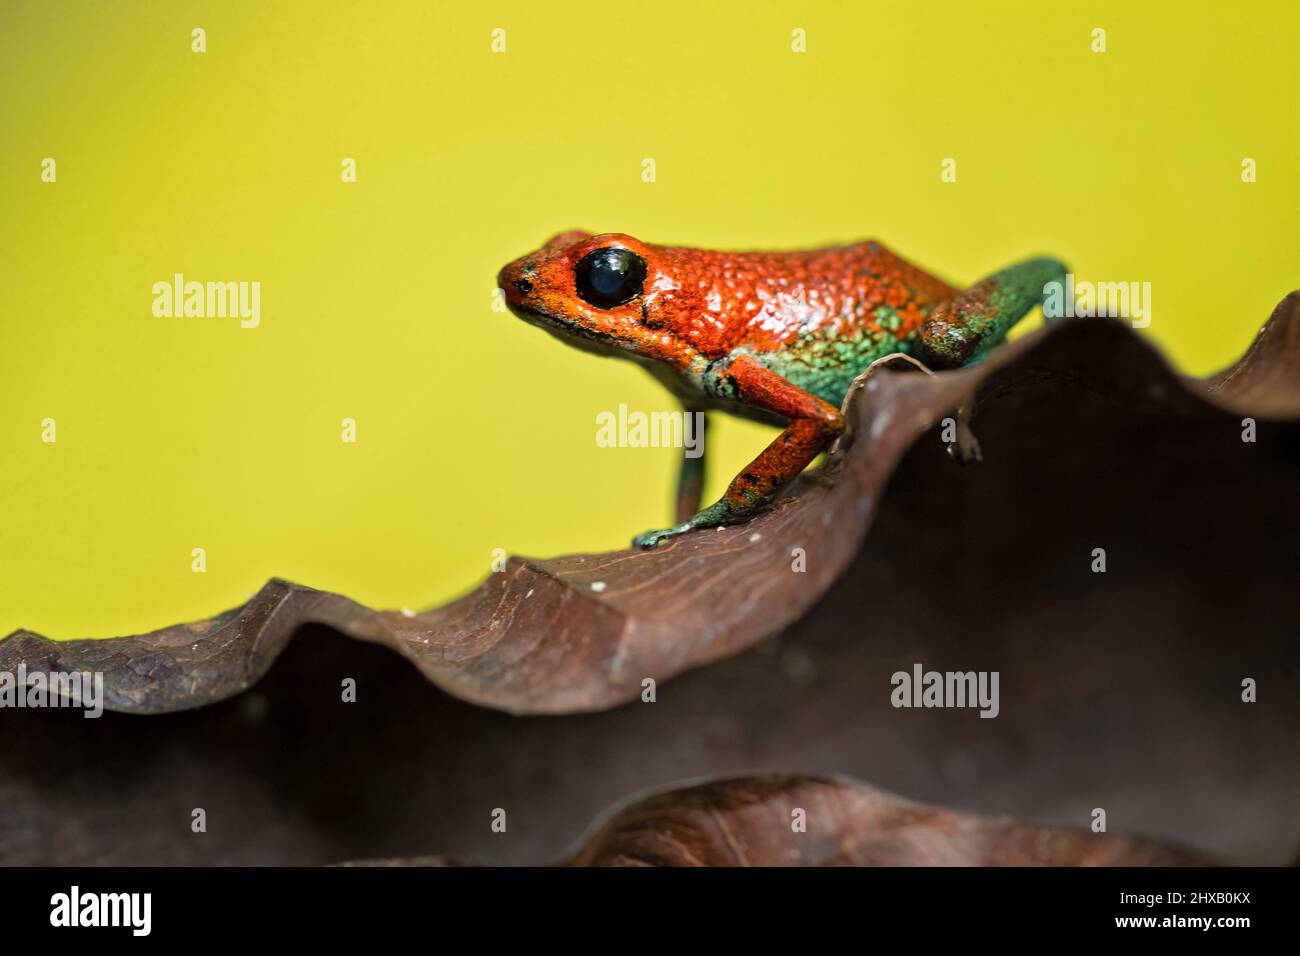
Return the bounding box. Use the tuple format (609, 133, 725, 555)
(634, 357, 843, 549)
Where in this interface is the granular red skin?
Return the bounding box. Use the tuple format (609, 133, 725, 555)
(642, 241, 956, 359)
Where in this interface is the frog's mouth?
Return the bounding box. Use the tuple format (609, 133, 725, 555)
(506, 302, 629, 358)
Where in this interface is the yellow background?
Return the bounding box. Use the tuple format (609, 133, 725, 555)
(2, 1, 1296, 638)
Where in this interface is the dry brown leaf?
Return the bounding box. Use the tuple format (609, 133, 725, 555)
(5, 296, 1297, 716)
(2, 296, 1297, 866)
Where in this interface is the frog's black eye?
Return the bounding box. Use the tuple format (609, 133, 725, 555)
(574, 247, 647, 309)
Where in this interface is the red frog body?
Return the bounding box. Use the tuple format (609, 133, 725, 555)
(499, 231, 1065, 547)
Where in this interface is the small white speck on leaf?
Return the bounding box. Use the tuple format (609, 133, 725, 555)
(590, 581, 607, 593)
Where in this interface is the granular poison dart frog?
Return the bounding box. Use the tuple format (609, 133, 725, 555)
(498, 232, 1066, 548)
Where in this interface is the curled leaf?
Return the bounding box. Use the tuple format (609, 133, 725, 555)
(341, 775, 1210, 867)
(6, 295, 1297, 717)
(562, 775, 1209, 866)
(2, 296, 1298, 867)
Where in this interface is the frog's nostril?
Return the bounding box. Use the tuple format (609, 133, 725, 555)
(515, 278, 533, 295)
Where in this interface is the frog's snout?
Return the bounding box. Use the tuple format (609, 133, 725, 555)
(497, 259, 537, 309)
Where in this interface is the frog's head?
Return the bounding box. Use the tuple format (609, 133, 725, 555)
(498, 231, 680, 361)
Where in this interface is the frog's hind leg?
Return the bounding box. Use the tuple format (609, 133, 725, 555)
(916, 257, 1067, 370)
(916, 257, 1067, 464)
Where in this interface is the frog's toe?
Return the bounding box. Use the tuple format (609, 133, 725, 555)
(950, 430, 982, 465)
(946, 417, 983, 466)
(632, 523, 690, 549)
